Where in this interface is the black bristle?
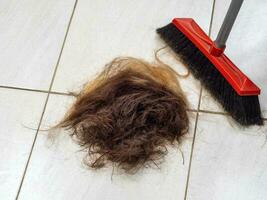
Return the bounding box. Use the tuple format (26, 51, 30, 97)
(157, 23, 263, 126)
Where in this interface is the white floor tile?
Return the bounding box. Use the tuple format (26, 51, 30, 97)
(0, 89, 46, 200)
(0, 0, 76, 90)
(18, 94, 196, 200)
(200, 0, 267, 118)
(200, 88, 225, 113)
(187, 113, 267, 200)
(51, 0, 213, 109)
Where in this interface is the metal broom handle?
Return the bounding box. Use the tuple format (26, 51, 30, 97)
(215, 0, 244, 48)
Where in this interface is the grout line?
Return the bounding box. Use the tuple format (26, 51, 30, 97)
(0, 85, 74, 96)
(0, 85, 49, 94)
(199, 109, 228, 116)
(184, 0, 216, 199)
(15, 1, 78, 199)
(191, 110, 267, 121)
(1, 84, 264, 120)
(208, 0, 216, 37)
(184, 87, 202, 200)
(50, 91, 76, 96)
(0, 84, 232, 116)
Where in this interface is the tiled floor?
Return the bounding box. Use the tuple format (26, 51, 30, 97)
(0, 0, 266, 200)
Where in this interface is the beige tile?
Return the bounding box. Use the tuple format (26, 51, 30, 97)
(187, 113, 267, 200)
(18, 94, 196, 200)
(0, 0, 76, 90)
(0, 88, 46, 200)
(51, 0, 214, 109)
(200, 0, 267, 118)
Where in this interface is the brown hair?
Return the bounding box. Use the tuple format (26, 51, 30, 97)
(56, 57, 189, 173)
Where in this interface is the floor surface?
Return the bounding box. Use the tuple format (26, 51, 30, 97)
(0, 0, 266, 200)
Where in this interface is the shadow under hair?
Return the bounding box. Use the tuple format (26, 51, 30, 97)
(55, 57, 189, 173)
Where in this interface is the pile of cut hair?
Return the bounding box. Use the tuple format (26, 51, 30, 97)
(55, 57, 189, 173)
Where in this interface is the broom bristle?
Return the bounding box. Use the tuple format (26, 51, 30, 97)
(157, 23, 263, 126)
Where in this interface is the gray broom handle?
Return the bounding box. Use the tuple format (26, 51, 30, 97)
(215, 0, 244, 48)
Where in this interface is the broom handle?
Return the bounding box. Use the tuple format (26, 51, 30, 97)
(215, 0, 244, 48)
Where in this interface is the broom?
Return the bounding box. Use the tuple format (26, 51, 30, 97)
(156, 0, 263, 126)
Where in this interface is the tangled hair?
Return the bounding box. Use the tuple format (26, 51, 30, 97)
(56, 57, 189, 173)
